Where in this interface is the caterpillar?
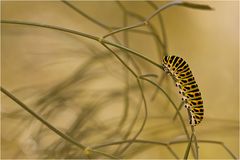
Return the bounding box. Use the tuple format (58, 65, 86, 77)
(162, 55, 204, 126)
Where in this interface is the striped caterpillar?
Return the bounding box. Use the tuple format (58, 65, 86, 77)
(162, 55, 204, 126)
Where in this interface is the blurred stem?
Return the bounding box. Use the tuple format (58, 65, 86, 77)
(147, 1, 168, 55)
(0, 87, 118, 159)
(116, 1, 142, 75)
(139, 77, 198, 159)
(101, 43, 137, 77)
(139, 77, 190, 137)
(1, 20, 163, 71)
(150, 73, 166, 101)
(190, 123, 199, 159)
(184, 130, 194, 159)
(139, 74, 158, 78)
(119, 10, 130, 130)
(193, 134, 199, 159)
(114, 99, 142, 155)
(116, 2, 165, 61)
(173, 101, 185, 120)
(187, 109, 197, 158)
(103, 22, 145, 38)
(62, 0, 110, 29)
(146, 0, 181, 21)
(0, 87, 85, 150)
(117, 75, 130, 130)
(103, 0, 182, 38)
(100, 43, 148, 155)
(92, 139, 179, 159)
(170, 140, 237, 159)
(61, 0, 121, 44)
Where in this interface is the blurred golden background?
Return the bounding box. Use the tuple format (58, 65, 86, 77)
(1, 1, 239, 159)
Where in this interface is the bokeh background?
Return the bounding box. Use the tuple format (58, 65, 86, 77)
(1, 1, 239, 159)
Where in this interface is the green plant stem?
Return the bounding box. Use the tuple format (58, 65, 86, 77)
(0, 87, 118, 159)
(92, 139, 179, 159)
(190, 124, 199, 159)
(100, 42, 148, 155)
(193, 134, 199, 159)
(103, 0, 181, 39)
(139, 77, 197, 158)
(103, 22, 145, 38)
(147, 1, 168, 55)
(169, 140, 237, 159)
(102, 0, 212, 40)
(116, 1, 142, 75)
(146, 0, 182, 21)
(186, 109, 197, 158)
(173, 101, 184, 120)
(139, 77, 190, 137)
(0, 87, 85, 150)
(166, 145, 179, 159)
(61, 0, 121, 45)
(106, 40, 164, 70)
(139, 74, 158, 78)
(105, 36, 148, 155)
(62, 0, 110, 29)
(112, 10, 133, 146)
(117, 78, 148, 155)
(1, 20, 163, 71)
(101, 43, 137, 78)
(125, 11, 165, 62)
(150, 73, 166, 101)
(184, 130, 194, 159)
(118, 9, 130, 133)
(114, 99, 142, 155)
(116, 3, 165, 61)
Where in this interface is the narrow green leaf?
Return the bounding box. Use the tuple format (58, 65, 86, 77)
(179, 2, 214, 10)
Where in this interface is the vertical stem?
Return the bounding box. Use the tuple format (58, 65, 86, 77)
(184, 131, 194, 159)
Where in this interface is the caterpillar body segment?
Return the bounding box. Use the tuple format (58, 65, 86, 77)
(162, 55, 204, 126)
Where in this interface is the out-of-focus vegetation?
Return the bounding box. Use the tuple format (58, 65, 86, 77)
(1, 1, 239, 159)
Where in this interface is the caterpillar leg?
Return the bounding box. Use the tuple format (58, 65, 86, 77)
(184, 103, 191, 109)
(189, 114, 197, 126)
(189, 110, 203, 126)
(176, 82, 181, 87)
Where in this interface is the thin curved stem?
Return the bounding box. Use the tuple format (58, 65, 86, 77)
(190, 124, 199, 159)
(0, 87, 118, 159)
(193, 134, 199, 159)
(62, 0, 110, 29)
(1, 20, 163, 71)
(139, 77, 190, 138)
(139, 77, 199, 158)
(114, 99, 142, 155)
(184, 130, 194, 159)
(173, 101, 184, 120)
(117, 78, 148, 155)
(103, 0, 182, 39)
(169, 140, 237, 159)
(186, 109, 197, 158)
(122, 9, 165, 61)
(146, 0, 182, 21)
(0, 87, 85, 150)
(101, 43, 137, 78)
(100, 42, 148, 156)
(93, 139, 167, 149)
(61, 0, 122, 45)
(147, 1, 168, 55)
(92, 139, 179, 159)
(103, 22, 145, 38)
(139, 74, 158, 78)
